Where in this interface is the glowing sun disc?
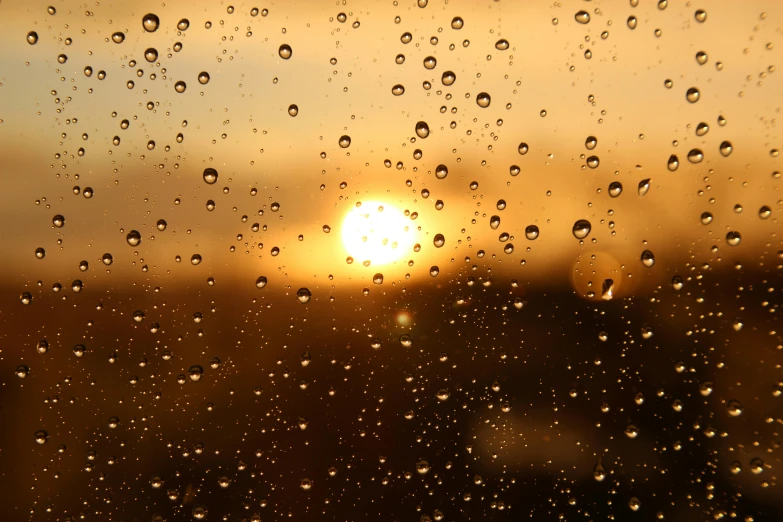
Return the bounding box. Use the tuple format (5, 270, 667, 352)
(341, 201, 416, 266)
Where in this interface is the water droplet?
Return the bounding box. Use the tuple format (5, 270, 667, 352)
(608, 182, 623, 197)
(525, 225, 539, 240)
(108, 416, 120, 428)
(126, 230, 142, 247)
(111, 32, 125, 43)
(451, 17, 464, 30)
(287, 104, 299, 117)
(203, 168, 218, 184)
(572, 219, 591, 240)
(696, 51, 708, 65)
(297, 288, 312, 303)
(35, 247, 46, 259)
(429, 266, 439, 277)
(416, 459, 431, 474)
(52, 214, 65, 228)
(299, 478, 313, 490)
(694, 9, 707, 23)
(627, 16, 638, 29)
(190, 254, 202, 266)
(198, 71, 210, 85)
(392, 84, 405, 95)
(415, 121, 430, 139)
(575, 11, 591, 24)
(476, 92, 491, 108)
(518, 142, 529, 155)
(433, 234, 445, 248)
(142, 13, 160, 32)
(585, 136, 597, 150)
(490, 216, 500, 230)
(637, 178, 651, 196)
(624, 424, 639, 438)
(20, 292, 33, 305)
(188, 365, 203, 382)
(628, 497, 641, 512)
(667, 155, 679, 171)
(441, 71, 456, 86)
(686, 87, 701, 103)
(593, 462, 606, 481)
(27, 31, 38, 44)
(759, 205, 771, 219)
(719, 140, 733, 157)
(687, 148, 704, 163)
(338, 135, 352, 148)
(586, 156, 600, 168)
(640, 250, 655, 267)
(177, 18, 190, 30)
(495, 39, 509, 50)
(401, 32, 412, 44)
(700, 212, 713, 225)
(174, 81, 187, 93)
(696, 122, 709, 136)
(726, 231, 741, 246)
(671, 275, 684, 291)
(436, 389, 450, 401)
(34, 430, 49, 444)
(435, 164, 448, 179)
(144, 48, 158, 63)
(279, 44, 292, 59)
(423, 56, 437, 69)
(727, 400, 743, 417)
(496, 199, 506, 210)
(37, 340, 49, 354)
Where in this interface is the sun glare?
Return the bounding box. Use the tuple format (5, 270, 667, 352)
(341, 201, 416, 266)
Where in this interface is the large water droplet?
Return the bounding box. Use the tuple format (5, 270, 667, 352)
(433, 234, 445, 248)
(725, 231, 741, 246)
(27, 31, 39, 44)
(415, 121, 430, 139)
(476, 92, 491, 108)
(572, 219, 591, 240)
(495, 39, 509, 50)
(575, 11, 590, 24)
(686, 87, 700, 103)
(637, 178, 651, 196)
(338, 135, 351, 148)
(667, 155, 679, 171)
(640, 249, 655, 267)
(687, 149, 704, 163)
(126, 230, 142, 247)
(279, 44, 292, 59)
(525, 225, 539, 240)
(203, 168, 218, 184)
(142, 13, 160, 32)
(297, 288, 312, 303)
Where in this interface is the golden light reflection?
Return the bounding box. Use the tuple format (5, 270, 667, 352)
(341, 201, 417, 267)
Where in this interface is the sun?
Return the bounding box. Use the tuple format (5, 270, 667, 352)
(341, 201, 416, 266)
